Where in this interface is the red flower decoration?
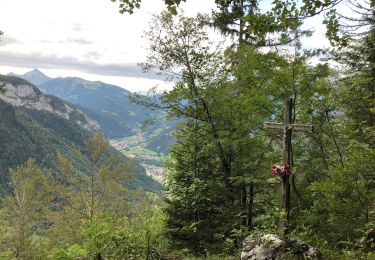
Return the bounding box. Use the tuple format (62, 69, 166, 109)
(270, 163, 292, 177)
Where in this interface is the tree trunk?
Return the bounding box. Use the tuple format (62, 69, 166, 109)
(248, 181, 254, 227)
(241, 179, 247, 225)
(185, 63, 231, 183)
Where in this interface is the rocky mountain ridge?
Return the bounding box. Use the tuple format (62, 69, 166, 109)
(0, 75, 100, 132)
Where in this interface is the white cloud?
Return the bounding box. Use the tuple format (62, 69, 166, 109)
(0, 0, 216, 91)
(0, 50, 162, 79)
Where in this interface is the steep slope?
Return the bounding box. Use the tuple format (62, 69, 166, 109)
(38, 77, 150, 138)
(37, 75, 176, 154)
(0, 75, 161, 194)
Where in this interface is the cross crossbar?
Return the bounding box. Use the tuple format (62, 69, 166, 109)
(264, 122, 314, 132)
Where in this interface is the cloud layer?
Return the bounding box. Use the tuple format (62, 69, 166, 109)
(0, 51, 161, 80)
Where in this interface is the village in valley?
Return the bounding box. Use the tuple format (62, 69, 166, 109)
(109, 132, 166, 182)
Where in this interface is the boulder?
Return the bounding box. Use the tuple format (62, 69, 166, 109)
(241, 234, 322, 260)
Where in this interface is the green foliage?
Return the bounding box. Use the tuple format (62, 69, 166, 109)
(291, 10, 375, 255)
(141, 10, 328, 255)
(48, 199, 167, 259)
(0, 159, 53, 259)
(110, 0, 142, 14)
(112, 0, 343, 46)
(0, 134, 166, 259)
(164, 122, 237, 255)
(50, 244, 88, 260)
(324, 0, 373, 47)
(110, 0, 185, 14)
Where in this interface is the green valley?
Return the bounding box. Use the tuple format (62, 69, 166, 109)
(109, 129, 171, 181)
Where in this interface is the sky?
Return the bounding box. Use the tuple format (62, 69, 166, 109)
(0, 0, 333, 93)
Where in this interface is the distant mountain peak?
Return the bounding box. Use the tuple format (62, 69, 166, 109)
(28, 68, 44, 75)
(23, 68, 43, 76)
(9, 68, 52, 85)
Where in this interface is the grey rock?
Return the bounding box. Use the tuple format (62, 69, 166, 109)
(241, 234, 322, 260)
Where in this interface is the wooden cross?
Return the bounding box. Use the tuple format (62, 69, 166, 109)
(264, 97, 313, 236)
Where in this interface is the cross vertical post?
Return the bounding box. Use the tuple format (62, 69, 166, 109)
(281, 97, 292, 235)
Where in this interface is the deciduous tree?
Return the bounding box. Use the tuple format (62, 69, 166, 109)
(0, 159, 52, 259)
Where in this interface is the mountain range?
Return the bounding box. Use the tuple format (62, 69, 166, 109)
(10, 69, 175, 156)
(0, 75, 162, 194)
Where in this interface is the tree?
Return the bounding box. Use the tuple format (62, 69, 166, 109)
(0, 159, 52, 259)
(164, 120, 235, 254)
(110, 0, 184, 14)
(111, 0, 343, 45)
(212, 0, 307, 47)
(324, 0, 375, 46)
(295, 1, 375, 255)
(142, 11, 231, 182)
(47, 133, 135, 258)
(331, 0, 375, 146)
(211, 0, 257, 44)
(141, 11, 244, 254)
(111, 0, 375, 257)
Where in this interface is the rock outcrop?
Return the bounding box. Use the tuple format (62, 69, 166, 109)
(0, 76, 100, 132)
(241, 234, 322, 260)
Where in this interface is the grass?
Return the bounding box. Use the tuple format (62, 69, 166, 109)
(122, 147, 157, 156)
(115, 135, 137, 142)
(148, 127, 163, 138)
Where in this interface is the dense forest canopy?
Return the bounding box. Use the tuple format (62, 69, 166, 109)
(0, 0, 374, 259)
